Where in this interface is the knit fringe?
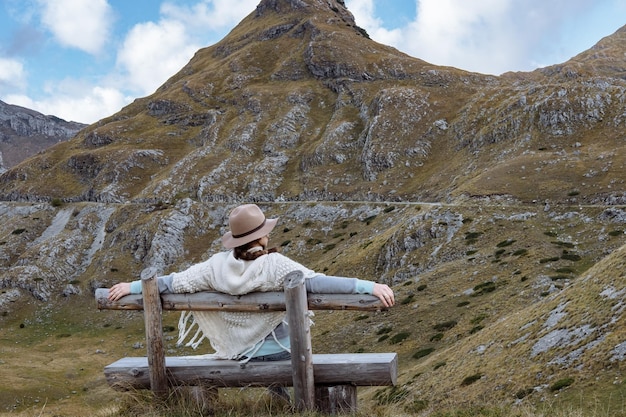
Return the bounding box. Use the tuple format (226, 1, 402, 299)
(177, 311, 206, 349)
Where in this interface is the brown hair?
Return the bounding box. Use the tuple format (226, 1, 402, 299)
(233, 238, 279, 261)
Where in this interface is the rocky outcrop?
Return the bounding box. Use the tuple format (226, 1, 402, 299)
(0, 100, 86, 171)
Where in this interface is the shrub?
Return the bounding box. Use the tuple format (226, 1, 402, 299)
(376, 326, 392, 335)
(433, 361, 446, 370)
(561, 252, 581, 261)
(362, 215, 377, 224)
(383, 206, 395, 213)
(323, 243, 336, 252)
(470, 314, 487, 325)
(550, 377, 574, 392)
(465, 231, 483, 240)
(430, 332, 443, 342)
(412, 347, 435, 359)
(472, 281, 496, 296)
(540, 256, 560, 263)
(401, 294, 415, 305)
(469, 325, 484, 334)
(11, 228, 26, 235)
(51, 198, 64, 207)
(389, 332, 411, 344)
(496, 239, 516, 247)
(461, 373, 483, 386)
(433, 320, 457, 332)
(417, 284, 427, 291)
(457, 301, 470, 307)
(516, 387, 535, 399)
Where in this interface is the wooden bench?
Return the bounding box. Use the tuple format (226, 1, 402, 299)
(96, 268, 397, 413)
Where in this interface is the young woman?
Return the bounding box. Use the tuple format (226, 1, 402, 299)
(108, 204, 395, 363)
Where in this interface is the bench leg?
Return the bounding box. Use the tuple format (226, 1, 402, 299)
(315, 384, 357, 414)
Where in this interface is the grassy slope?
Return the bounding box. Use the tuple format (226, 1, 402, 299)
(2, 201, 626, 416)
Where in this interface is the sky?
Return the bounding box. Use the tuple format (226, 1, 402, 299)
(0, 0, 625, 124)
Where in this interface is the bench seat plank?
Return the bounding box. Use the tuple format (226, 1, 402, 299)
(105, 353, 397, 390)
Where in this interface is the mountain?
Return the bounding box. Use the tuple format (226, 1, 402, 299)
(1, 0, 626, 414)
(0, 100, 86, 173)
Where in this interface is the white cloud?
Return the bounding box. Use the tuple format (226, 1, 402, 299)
(6, 85, 128, 123)
(37, 0, 113, 54)
(348, 0, 601, 75)
(0, 58, 26, 92)
(116, 20, 201, 95)
(160, 0, 259, 32)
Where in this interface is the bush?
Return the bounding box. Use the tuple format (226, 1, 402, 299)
(412, 347, 435, 359)
(496, 239, 516, 247)
(469, 325, 483, 334)
(540, 256, 560, 263)
(401, 294, 415, 305)
(561, 252, 581, 261)
(472, 281, 496, 296)
(430, 332, 443, 342)
(461, 373, 483, 386)
(389, 332, 411, 344)
(516, 387, 534, 399)
(433, 320, 457, 332)
(376, 326, 392, 335)
(550, 377, 574, 392)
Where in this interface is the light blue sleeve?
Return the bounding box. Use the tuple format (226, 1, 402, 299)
(305, 274, 375, 294)
(128, 274, 175, 294)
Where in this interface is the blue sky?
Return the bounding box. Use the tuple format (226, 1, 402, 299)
(0, 0, 625, 124)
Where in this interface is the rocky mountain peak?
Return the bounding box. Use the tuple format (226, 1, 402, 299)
(0, 100, 86, 172)
(535, 23, 626, 79)
(255, 0, 357, 27)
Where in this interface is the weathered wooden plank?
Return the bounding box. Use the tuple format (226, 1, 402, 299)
(284, 271, 315, 411)
(95, 288, 387, 311)
(104, 353, 397, 390)
(141, 268, 167, 396)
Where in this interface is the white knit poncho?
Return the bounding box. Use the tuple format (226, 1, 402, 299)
(171, 251, 316, 359)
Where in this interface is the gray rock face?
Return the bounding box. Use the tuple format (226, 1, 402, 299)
(0, 100, 86, 171)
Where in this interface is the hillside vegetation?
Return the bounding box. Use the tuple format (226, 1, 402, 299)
(1, 0, 626, 415)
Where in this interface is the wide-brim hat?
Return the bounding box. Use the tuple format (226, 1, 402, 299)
(221, 204, 278, 248)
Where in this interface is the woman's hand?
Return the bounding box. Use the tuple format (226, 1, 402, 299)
(108, 282, 131, 301)
(372, 283, 395, 307)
